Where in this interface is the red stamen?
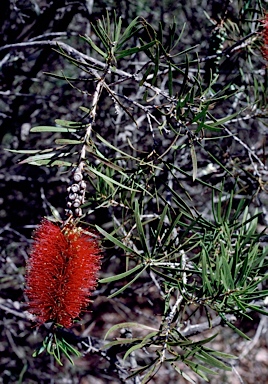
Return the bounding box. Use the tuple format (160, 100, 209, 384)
(25, 219, 102, 328)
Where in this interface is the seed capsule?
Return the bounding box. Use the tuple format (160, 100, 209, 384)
(71, 184, 80, 193)
(73, 199, 81, 208)
(74, 208, 83, 217)
(79, 181, 87, 190)
(69, 193, 77, 201)
(74, 172, 83, 182)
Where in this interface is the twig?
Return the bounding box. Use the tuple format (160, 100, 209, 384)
(181, 314, 237, 337)
(223, 125, 266, 172)
(239, 315, 268, 360)
(0, 40, 176, 104)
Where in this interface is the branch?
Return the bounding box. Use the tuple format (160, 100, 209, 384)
(180, 314, 237, 337)
(0, 40, 175, 103)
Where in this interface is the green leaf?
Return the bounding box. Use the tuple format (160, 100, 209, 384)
(222, 317, 251, 340)
(123, 341, 147, 360)
(151, 204, 169, 256)
(221, 255, 234, 290)
(6, 149, 42, 154)
(172, 363, 197, 384)
(20, 152, 56, 162)
(107, 265, 148, 298)
(116, 40, 157, 59)
(29, 159, 73, 167)
(99, 263, 144, 283)
(185, 359, 217, 378)
(30, 126, 78, 133)
(134, 200, 150, 258)
(196, 349, 232, 370)
(102, 338, 141, 350)
(190, 144, 197, 181)
(79, 106, 91, 114)
(117, 16, 140, 48)
(80, 35, 107, 58)
(201, 248, 214, 295)
(87, 165, 140, 192)
(206, 109, 245, 128)
(54, 139, 83, 145)
(139, 64, 153, 86)
(19, 152, 73, 167)
(168, 333, 217, 348)
(55, 119, 87, 128)
(95, 132, 162, 170)
(168, 62, 173, 96)
(246, 305, 268, 316)
(96, 225, 139, 255)
(104, 322, 158, 340)
(209, 350, 237, 359)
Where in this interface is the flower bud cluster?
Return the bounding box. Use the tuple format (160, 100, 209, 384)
(66, 168, 86, 217)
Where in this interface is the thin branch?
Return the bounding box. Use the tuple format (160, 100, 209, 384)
(180, 314, 237, 337)
(0, 40, 176, 103)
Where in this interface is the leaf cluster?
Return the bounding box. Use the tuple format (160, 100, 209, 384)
(13, 5, 268, 383)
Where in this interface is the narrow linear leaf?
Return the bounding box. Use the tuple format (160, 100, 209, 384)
(6, 149, 42, 154)
(31, 126, 78, 133)
(80, 35, 107, 58)
(55, 119, 87, 128)
(20, 152, 56, 162)
(101, 338, 141, 350)
(26, 159, 73, 167)
(104, 322, 158, 340)
(123, 342, 147, 360)
(190, 144, 197, 181)
(134, 200, 150, 257)
(108, 265, 148, 299)
(117, 16, 140, 48)
(185, 359, 217, 377)
(223, 319, 251, 340)
(196, 350, 231, 370)
(172, 363, 197, 384)
(151, 204, 169, 256)
(96, 225, 139, 255)
(116, 40, 157, 59)
(209, 350, 237, 359)
(95, 132, 162, 170)
(183, 359, 209, 381)
(55, 139, 83, 145)
(87, 165, 140, 192)
(99, 263, 143, 284)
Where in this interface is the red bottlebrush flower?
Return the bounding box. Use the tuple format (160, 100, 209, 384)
(261, 12, 268, 64)
(25, 219, 102, 328)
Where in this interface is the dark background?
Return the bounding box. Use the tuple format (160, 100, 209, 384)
(0, 1, 267, 383)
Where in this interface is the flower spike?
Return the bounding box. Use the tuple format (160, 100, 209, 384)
(25, 219, 102, 328)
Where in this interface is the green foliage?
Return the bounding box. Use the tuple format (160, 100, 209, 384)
(14, 3, 268, 383)
(33, 328, 81, 366)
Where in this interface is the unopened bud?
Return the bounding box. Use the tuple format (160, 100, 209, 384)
(73, 199, 81, 208)
(79, 180, 87, 190)
(69, 193, 77, 201)
(71, 184, 80, 193)
(75, 208, 83, 217)
(74, 172, 83, 182)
